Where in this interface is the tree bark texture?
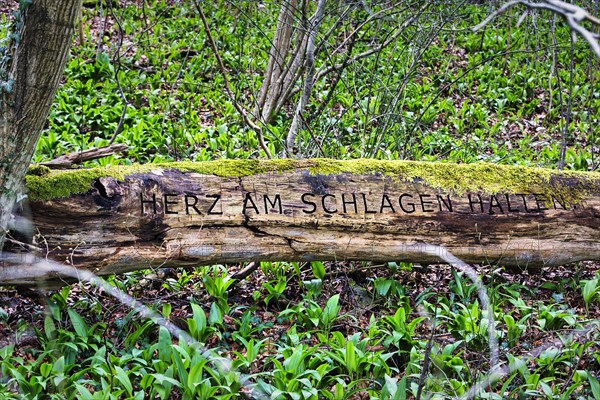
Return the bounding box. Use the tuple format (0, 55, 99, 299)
(0, 0, 81, 249)
(255, 0, 309, 124)
(1, 160, 599, 285)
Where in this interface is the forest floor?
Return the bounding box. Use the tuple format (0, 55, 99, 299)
(2, 260, 599, 376)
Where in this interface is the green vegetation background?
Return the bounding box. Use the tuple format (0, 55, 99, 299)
(30, 1, 600, 169)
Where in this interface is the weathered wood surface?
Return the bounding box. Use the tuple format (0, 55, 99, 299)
(40, 144, 129, 169)
(2, 159, 599, 285)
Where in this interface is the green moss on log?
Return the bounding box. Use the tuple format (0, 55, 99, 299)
(25, 159, 600, 203)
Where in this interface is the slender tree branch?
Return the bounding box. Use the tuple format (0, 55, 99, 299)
(0, 253, 268, 399)
(194, 2, 272, 158)
(107, 0, 129, 146)
(78, 4, 84, 46)
(473, 0, 600, 58)
(230, 262, 259, 280)
(272, 29, 309, 123)
(412, 244, 499, 368)
(461, 323, 599, 400)
(306, 18, 359, 125)
(289, 2, 430, 102)
(300, 114, 326, 157)
(416, 286, 440, 400)
(558, 36, 575, 169)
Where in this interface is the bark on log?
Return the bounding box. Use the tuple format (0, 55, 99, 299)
(2, 159, 599, 285)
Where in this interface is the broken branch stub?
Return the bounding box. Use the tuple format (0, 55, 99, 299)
(3, 160, 599, 285)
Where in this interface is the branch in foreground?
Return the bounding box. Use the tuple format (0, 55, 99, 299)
(473, 0, 600, 58)
(3, 245, 498, 396)
(461, 322, 599, 400)
(413, 244, 499, 367)
(0, 252, 267, 400)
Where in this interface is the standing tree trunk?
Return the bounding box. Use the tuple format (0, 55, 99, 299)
(0, 0, 81, 249)
(255, 0, 309, 124)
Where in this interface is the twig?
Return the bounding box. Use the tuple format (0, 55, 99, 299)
(589, 1, 600, 171)
(194, 2, 272, 159)
(306, 19, 358, 125)
(0, 253, 268, 399)
(40, 143, 129, 168)
(473, 0, 600, 58)
(416, 287, 440, 400)
(309, 3, 431, 91)
(230, 262, 259, 280)
(461, 323, 599, 399)
(407, 243, 499, 367)
(4, 237, 40, 252)
(78, 5, 84, 46)
(404, 46, 567, 152)
(107, 1, 129, 146)
(300, 114, 326, 157)
(558, 36, 575, 169)
(108, 100, 128, 145)
(96, 0, 109, 57)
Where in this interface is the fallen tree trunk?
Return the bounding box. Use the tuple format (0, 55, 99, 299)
(1, 159, 599, 285)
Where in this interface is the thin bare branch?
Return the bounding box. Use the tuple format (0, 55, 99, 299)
(107, 2, 129, 146)
(473, 0, 600, 58)
(410, 243, 499, 367)
(230, 262, 258, 280)
(461, 322, 599, 400)
(0, 252, 269, 399)
(307, 2, 430, 97)
(194, 2, 272, 158)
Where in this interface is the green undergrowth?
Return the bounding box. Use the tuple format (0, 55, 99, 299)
(22, 1, 599, 168)
(1, 262, 599, 399)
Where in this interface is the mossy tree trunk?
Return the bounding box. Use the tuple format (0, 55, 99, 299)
(4, 160, 599, 286)
(0, 0, 81, 250)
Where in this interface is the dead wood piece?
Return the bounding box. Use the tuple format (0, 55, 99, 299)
(40, 144, 129, 169)
(231, 262, 259, 280)
(2, 159, 599, 286)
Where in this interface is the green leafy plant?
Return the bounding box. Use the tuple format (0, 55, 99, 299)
(536, 303, 577, 331)
(279, 294, 342, 333)
(582, 276, 600, 313)
(202, 265, 235, 318)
